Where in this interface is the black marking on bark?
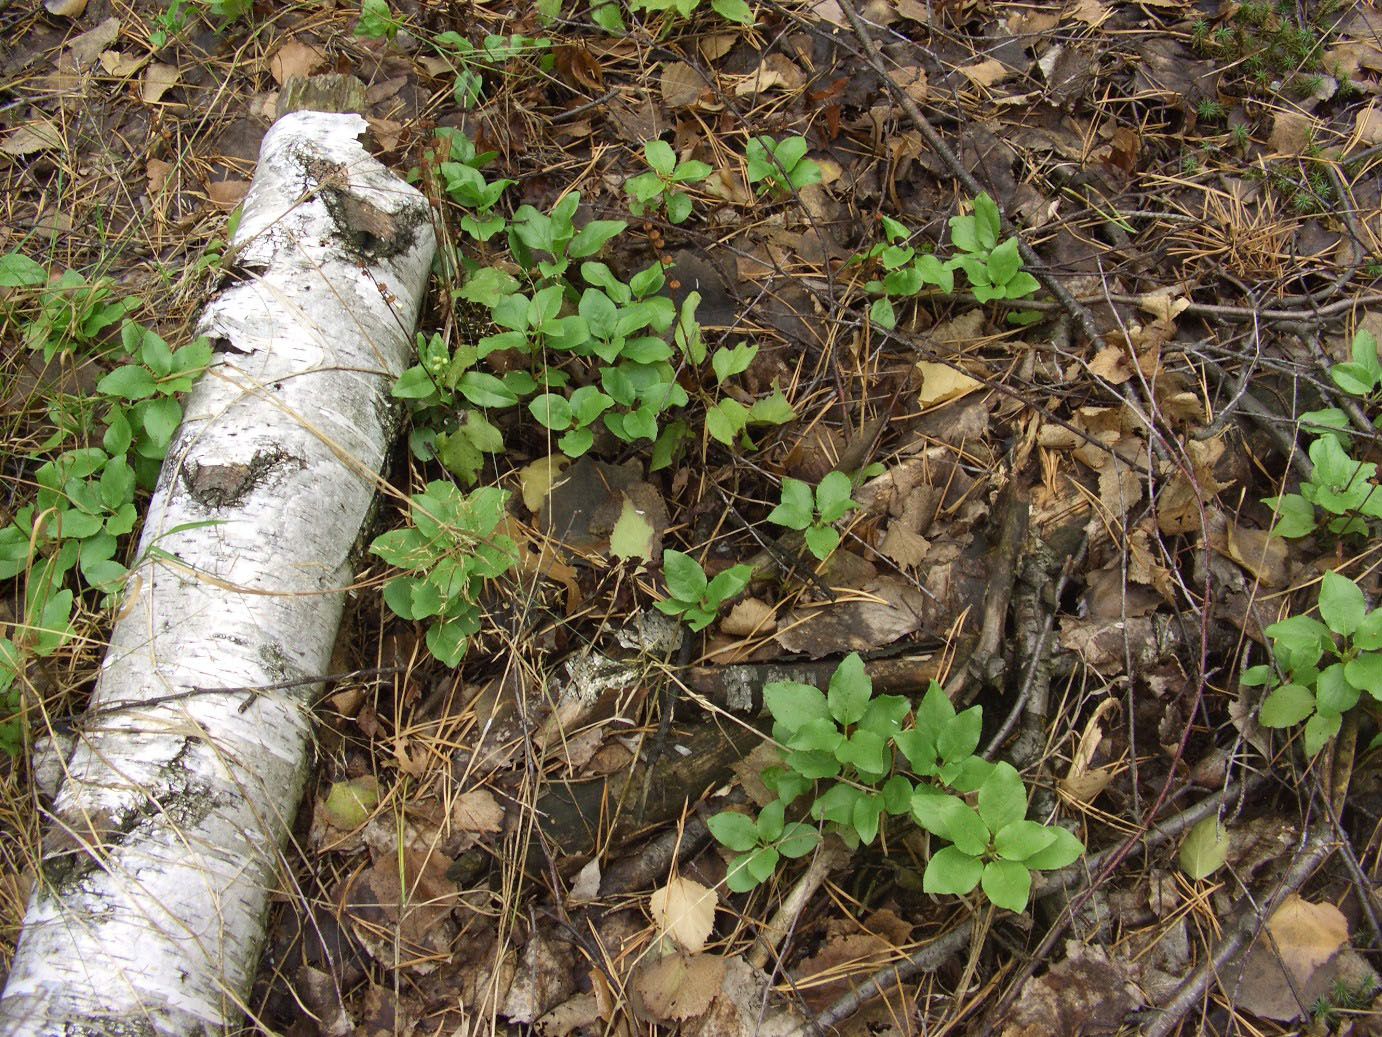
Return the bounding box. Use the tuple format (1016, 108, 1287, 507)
(180, 448, 296, 510)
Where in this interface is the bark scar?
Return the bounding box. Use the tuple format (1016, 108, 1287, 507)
(181, 449, 296, 509)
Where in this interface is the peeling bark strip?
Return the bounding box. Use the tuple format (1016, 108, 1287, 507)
(0, 112, 434, 1036)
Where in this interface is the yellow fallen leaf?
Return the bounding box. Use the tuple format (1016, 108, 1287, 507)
(915, 361, 982, 407)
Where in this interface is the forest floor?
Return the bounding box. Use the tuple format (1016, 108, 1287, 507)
(2, 0, 1382, 1033)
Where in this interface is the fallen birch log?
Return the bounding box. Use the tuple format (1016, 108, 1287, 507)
(0, 109, 434, 1035)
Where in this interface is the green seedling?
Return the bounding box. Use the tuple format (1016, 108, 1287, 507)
(431, 31, 552, 109)
(745, 136, 821, 196)
(148, 0, 192, 47)
(653, 549, 753, 631)
(356, 0, 402, 39)
(529, 386, 614, 457)
(1, 256, 139, 363)
(1267, 329, 1382, 538)
(1243, 570, 1382, 755)
(625, 140, 712, 225)
(860, 215, 955, 330)
(370, 482, 518, 666)
(508, 191, 625, 284)
(766, 472, 858, 560)
(709, 654, 1083, 907)
(947, 193, 1041, 304)
(428, 130, 513, 242)
(630, 0, 754, 25)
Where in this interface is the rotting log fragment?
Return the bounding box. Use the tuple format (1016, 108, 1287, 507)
(0, 110, 434, 1036)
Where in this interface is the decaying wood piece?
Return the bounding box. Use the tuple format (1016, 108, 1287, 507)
(0, 110, 433, 1035)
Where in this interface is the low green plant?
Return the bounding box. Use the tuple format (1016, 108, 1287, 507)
(708, 654, 1083, 907)
(947, 193, 1041, 304)
(148, 0, 192, 47)
(0, 255, 138, 363)
(630, 0, 753, 26)
(745, 136, 821, 196)
(1267, 329, 1382, 539)
(625, 140, 712, 225)
(1243, 570, 1382, 755)
(355, 0, 402, 39)
(766, 472, 858, 561)
(529, 386, 613, 457)
(430, 31, 553, 109)
(859, 194, 1041, 329)
(369, 482, 519, 666)
(653, 550, 753, 631)
(428, 130, 512, 242)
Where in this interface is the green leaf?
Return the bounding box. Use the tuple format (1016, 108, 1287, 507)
(948, 214, 980, 254)
(869, 297, 897, 329)
(1316, 662, 1360, 715)
(1319, 570, 1366, 636)
(858, 694, 911, 739)
(756, 799, 786, 841)
(1179, 816, 1230, 879)
(937, 706, 982, 764)
(812, 782, 859, 826)
(1331, 362, 1377, 397)
(852, 792, 883, 844)
(777, 822, 820, 858)
(747, 389, 795, 426)
(815, 471, 856, 523)
(973, 193, 1001, 251)
(706, 398, 747, 445)
(827, 652, 871, 725)
(1266, 493, 1317, 538)
(1023, 826, 1084, 870)
(662, 549, 708, 604)
(1343, 652, 1382, 699)
(986, 237, 1022, 286)
(710, 0, 753, 21)
(994, 819, 1058, 862)
(1303, 709, 1341, 754)
(977, 762, 1027, 835)
(569, 219, 627, 259)
(140, 397, 181, 450)
(1265, 613, 1331, 658)
(788, 717, 843, 754)
(923, 845, 983, 896)
(836, 729, 888, 775)
(528, 393, 572, 431)
(981, 858, 1031, 912)
(98, 365, 157, 400)
(911, 790, 988, 855)
(0, 252, 46, 287)
(436, 429, 483, 484)
(708, 810, 760, 852)
(643, 139, 676, 175)
(725, 852, 763, 892)
(768, 478, 813, 530)
(1258, 683, 1315, 727)
(666, 191, 693, 224)
(425, 617, 469, 666)
(764, 681, 831, 734)
(394, 365, 439, 399)
(705, 563, 753, 607)
(711, 342, 757, 384)
(746, 844, 780, 883)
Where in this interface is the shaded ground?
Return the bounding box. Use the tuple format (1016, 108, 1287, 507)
(3, 0, 1382, 1032)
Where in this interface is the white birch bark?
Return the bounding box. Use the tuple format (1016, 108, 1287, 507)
(0, 111, 434, 1036)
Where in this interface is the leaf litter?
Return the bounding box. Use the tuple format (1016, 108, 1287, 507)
(1, 0, 1382, 1032)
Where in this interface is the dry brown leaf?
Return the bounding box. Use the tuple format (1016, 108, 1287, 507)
(1136, 292, 1190, 321)
(1064, 0, 1108, 24)
(1062, 698, 1118, 803)
(959, 59, 1013, 88)
(895, 64, 928, 102)
(928, 308, 987, 344)
(650, 876, 717, 954)
(1269, 110, 1315, 154)
(1001, 941, 1142, 1036)
(1222, 521, 1289, 588)
(915, 361, 983, 408)
(632, 952, 724, 1023)
(1, 120, 63, 157)
(721, 598, 776, 636)
(879, 525, 930, 570)
(142, 62, 180, 104)
(732, 54, 804, 96)
(776, 577, 927, 658)
(699, 33, 737, 60)
(62, 16, 119, 70)
(1356, 104, 1382, 145)
(99, 50, 147, 77)
(452, 788, 504, 833)
(661, 61, 703, 108)
(1087, 345, 1133, 384)
(503, 929, 577, 1023)
(145, 158, 174, 194)
(44, 0, 87, 16)
(207, 180, 249, 208)
(270, 40, 325, 85)
(1232, 895, 1375, 1021)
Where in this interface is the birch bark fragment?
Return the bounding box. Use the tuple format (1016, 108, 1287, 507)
(0, 110, 434, 1036)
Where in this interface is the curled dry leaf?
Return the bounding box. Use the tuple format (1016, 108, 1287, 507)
(721, 597, 776, 636)
(914, 361, 983, 408)
(452, 788, 504, 833)
(649, 876, 717, 954)
(631, 951, 725, 1023)
(1, 120, 63, 157)
(142, 62, 180, 104)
